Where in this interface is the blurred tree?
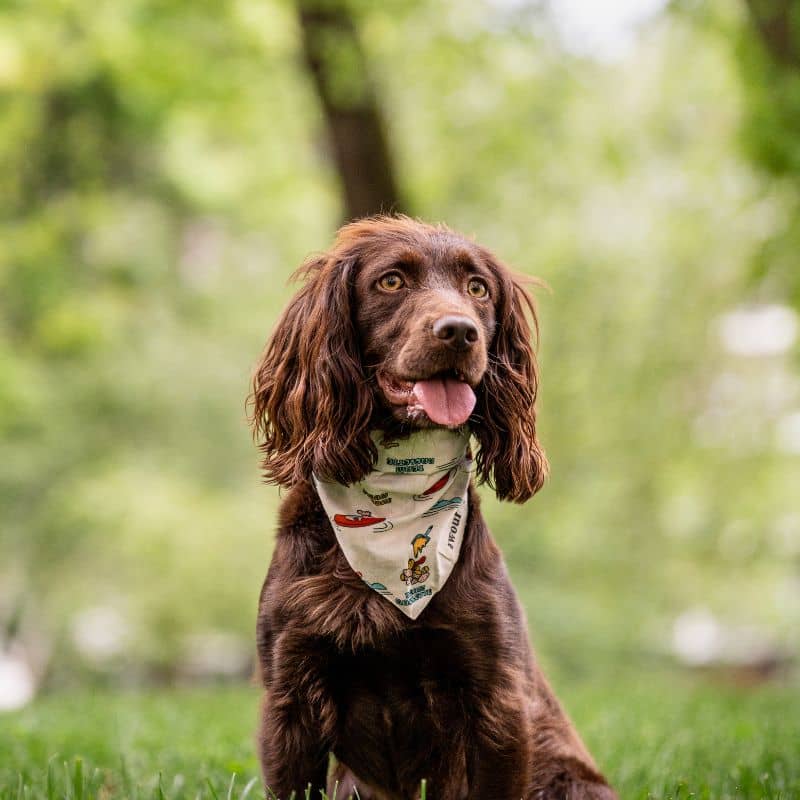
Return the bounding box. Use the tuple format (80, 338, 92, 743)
(735, 0, 800, 306)
(296, 0, 405, 219)
(745, 0, 799, 68)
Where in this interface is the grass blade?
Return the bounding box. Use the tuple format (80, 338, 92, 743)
(154, 773, 166, 800)
(239, 777, 259, 800)
(46, 759, 57, 800)
(73, 759, 84, 800)
(226, 774, 237, 800)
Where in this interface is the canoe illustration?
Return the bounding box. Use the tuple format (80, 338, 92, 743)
(413, 468, 456, 501)
(363, 579, 393, 597)
(333, 510, 387, 528)
(421, 497, 463, 517)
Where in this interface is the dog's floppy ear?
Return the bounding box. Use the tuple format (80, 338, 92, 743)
(249, 253, 376, 487)
(472, 251, 549, 503)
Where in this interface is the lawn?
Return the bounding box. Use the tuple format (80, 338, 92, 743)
(1, 676, 798, 800)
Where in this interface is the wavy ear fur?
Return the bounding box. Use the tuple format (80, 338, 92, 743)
(248, 254, 376, 487)
(473, 253, 549, 503)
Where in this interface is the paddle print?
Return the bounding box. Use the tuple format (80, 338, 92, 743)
(413, 468, 456, 501)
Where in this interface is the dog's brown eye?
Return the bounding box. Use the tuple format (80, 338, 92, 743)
(467, 278, 488, 298)
(378, 272, 405, 292)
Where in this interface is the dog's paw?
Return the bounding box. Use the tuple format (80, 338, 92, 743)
(536, 776, 618, 800)
(568, 781, 617, 800)
(328, 761, 383, 800)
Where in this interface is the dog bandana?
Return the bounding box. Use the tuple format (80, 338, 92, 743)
(314, 429, 473, 620)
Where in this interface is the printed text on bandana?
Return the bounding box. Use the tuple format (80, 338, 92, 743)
(396, 585, 433, 607)
(386, 456, 435, 474)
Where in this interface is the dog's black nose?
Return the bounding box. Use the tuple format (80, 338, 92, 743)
(433, 315, 479, 349)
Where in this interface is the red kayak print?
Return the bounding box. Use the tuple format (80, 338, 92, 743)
(413, 468, 456, 501)
(333, 510, 387, 528)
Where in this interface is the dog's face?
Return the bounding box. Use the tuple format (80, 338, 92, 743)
(353, 235, 497, 428)
(250, 216, 548, 502)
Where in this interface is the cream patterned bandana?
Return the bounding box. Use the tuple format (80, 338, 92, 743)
(314, 429, 473, 619)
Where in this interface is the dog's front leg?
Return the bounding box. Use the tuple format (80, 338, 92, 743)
(466, 695, 532, 800)
(258, 634, 335, 798)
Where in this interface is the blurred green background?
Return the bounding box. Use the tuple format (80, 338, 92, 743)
(2, 0, 800, 711)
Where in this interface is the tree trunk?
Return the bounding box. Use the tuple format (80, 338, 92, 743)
(296, 0, 405, 221)
(745, 0, 800, 68)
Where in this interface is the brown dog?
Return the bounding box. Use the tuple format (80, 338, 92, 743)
(249, 216, 616, 799)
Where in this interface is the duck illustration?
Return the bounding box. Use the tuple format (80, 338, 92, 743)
(411, 526, 433, 558)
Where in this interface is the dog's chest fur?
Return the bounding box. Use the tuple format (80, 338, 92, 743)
(329, 629, 474, 796)
(259, 482, 513, 796)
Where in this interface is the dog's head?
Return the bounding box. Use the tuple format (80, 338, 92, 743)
(249, 216, 548, 502)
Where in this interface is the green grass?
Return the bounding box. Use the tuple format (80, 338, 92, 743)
(1, 676, 798, 799)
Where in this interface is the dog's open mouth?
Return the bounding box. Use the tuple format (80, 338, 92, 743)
(378, 370, 477, 428)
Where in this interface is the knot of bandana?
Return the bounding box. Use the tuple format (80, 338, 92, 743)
(314, 429, 473, 619)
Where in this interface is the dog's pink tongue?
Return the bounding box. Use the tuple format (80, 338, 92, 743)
(413, 378, 476, 427)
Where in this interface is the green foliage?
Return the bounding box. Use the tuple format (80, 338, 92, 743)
(1, 680, 799, 798)
(0, 1, 798, 684)
(0, 0, 336, 672)
(684, 0, 800, 306)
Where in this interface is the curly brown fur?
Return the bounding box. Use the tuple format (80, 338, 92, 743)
(249, 216, 615, 799)
(250, 252, 376, 486)
(249, 215, 548, 498)
(471, 247, 548, 502)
